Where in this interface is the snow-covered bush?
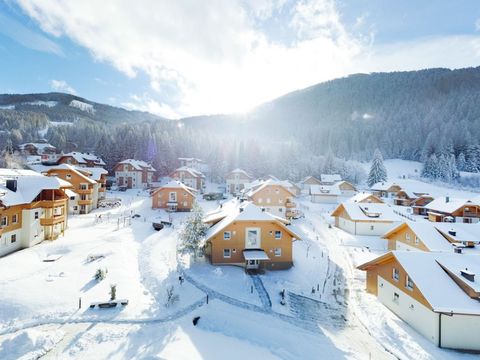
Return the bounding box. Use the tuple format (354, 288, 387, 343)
(178, 203, 208, 259)
(94, 268, 108, 281)
(165, 285, 179, 307)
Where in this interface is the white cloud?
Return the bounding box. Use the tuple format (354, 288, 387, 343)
(50, 79, 76, 94)
(16, 0, 480, 117)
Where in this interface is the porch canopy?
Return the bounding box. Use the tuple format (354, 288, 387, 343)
(243, 249, 270, 261)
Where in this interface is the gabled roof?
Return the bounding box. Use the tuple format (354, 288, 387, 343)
(331, 202, 401, 222)
(425, 197, 475, 214)
(117, 159, 155, 172)
(152, 180, 196, 197)
(19, 142, 56, 152)
(75, 167, 108, 181)
(44, 164, 96, 184)
(433, 223, 480, 245)
(0, 169, 70, 207)
(310, 184, 341, 196)
(382, 221, 453, 252)
(173, 166, 205, 178)
(320, 174, 341, 183)
(359, 251, 480, 315)
(301, 176, 321, 185)
(227, 168, 253, 179)
(60, 152, 106, 166)
(204, 200, 299, 241)
(347, 192, 383, 204)
(245, 179, 295, 198)
(370, 181, 401, 191)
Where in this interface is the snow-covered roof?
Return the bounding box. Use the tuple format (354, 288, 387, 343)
(320, 174, 341, 183)
(118, 159, 155, 172)
(174, 166, 205, 178)
(65, 189, 77, 198)
(245, 179, 295, 198)
(425, 197, 474, 214)
(347, 192, 383, 203)
(310, 184, 341, 196)
(0, 170, 70, 207)
(393, 251, 480, 315)
(370, 181, 400, 191)
(204, 200, 298, 241)
(178, 157, 203, 162)
(18, 142, 56, 152)
(332, 203, 401, 222)
(433, 223, 480, 245)
(227, 168, 253, 178)
(44, 164, 96, 184)
(75, 167, 108, 181)
(153, 180, 196, 197)
(383, 222, 453, 252)
(301, 176, 321, 184)
(243, 250, 270, 261)
(60, 152, 105, 166)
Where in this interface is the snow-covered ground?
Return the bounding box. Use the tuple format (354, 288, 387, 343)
(0, 182, 478, 359)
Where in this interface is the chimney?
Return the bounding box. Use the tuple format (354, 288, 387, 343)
(454, 247, 462, 254)
(239, 207, 244, 213)
(448, 229, 456, 236)
(446, 196, 450, 203)
(460, 268, 475, 282)
(6, 179, 17, 192)
(261, 208, 266, 212)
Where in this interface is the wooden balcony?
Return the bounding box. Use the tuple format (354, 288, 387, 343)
(285, 201, 296, 208)
(78, 199, 93, 206)
(30, 198, 67, 209)
(40, 215, 65, 226)
(77, 188, 94, 195)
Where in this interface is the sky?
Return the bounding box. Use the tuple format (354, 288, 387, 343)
(1, 0, 480, 119)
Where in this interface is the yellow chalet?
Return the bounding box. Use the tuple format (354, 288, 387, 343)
(203, 200, 301, 271)
(358, 251, 480, 351)
(244, 179, 297, 219)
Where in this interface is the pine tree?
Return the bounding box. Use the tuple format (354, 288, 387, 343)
(457, 152, 466, 172)
(422, 153, 439, 179)
(367, 149, 387, 187)
(179, 203, 209, 259)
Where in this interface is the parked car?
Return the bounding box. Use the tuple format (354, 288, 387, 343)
(203, 192, 227, 201)
(118, 186, 128, 192)
(152, 222, 164, 231)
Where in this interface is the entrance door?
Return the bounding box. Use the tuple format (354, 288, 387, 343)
(246, 260, 259, 269)
(127, 177, 133, 189)
(245, 228, 261, 248)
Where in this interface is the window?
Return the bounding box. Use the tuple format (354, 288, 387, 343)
(246, 228, 260, 247)
(279, 208, 283, 212)
(223, 231, 231, 240)
(1, 217, 7, 226)
(10, 234, 16, 243)
(392, 268, 399, 281)
(66, 174, 72, 180)
(405, 233, 410, 242)
(73, 206, 78, 211)
(34, 212, 39, 220)
(274, 248, 282, 257)
(275, 230, 282, 240)
(183, 201, 188, 207)
(278, 198, 283, 204)
(70, 196, 75, 200)
(223, 249, 231, 258)
(12, 214, 18, 224)
(405, 275, 414, 291)
(414, 236, 419, 244)
(393, 292, 400, 304)
(80, 184, 88, 190)
(370, 225, 374, 231)
(266, 198, 271, 204)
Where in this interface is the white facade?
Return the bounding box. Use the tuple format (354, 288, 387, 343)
(260, 205, 285, 218)
(377, 276, 439, 344)
(337, 217, 397, 236)
(377, 276, 480, 351)
(115, 169, 153, 189)
(226, 176, 251, 194)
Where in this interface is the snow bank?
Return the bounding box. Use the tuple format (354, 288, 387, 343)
(0, 329, 64, 360)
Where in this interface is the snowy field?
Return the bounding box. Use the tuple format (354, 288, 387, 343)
(0, 176, 479, 359)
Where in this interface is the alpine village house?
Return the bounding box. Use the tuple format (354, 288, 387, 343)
(203, 200, 301, 270)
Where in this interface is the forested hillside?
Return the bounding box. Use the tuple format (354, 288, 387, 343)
(1, 67, 480, 181)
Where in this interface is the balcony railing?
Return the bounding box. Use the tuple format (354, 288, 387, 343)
(40, 215, 65, 226)
(77, 188, 94, 195)
(78, 199, 93, 206)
